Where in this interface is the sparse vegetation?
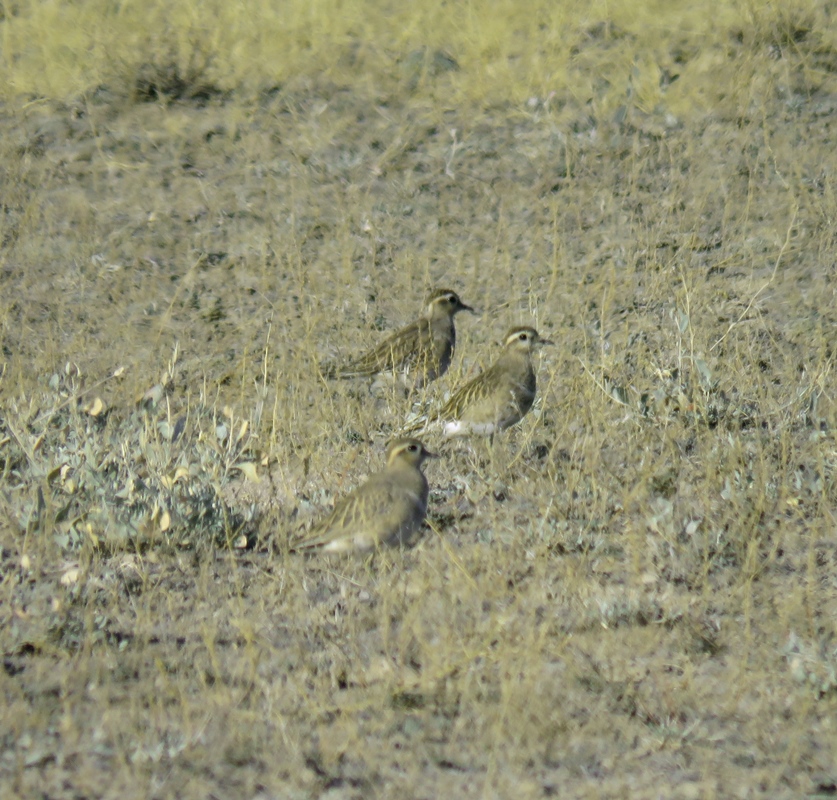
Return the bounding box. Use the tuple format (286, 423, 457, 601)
(2, 0, 837, 797)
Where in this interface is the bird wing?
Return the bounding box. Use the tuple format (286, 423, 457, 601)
(435, 361, 502, 420)
(292, 475, 419, 551)
(399, 361, 496, 435)
(336, 318, 430, 377)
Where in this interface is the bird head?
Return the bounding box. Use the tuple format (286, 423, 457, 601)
(503, 326, 553, 353)
(386, 437, 440, 468)
(425, 289, 476, 318)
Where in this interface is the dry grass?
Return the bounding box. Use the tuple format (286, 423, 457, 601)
(2, 0, 837, 797)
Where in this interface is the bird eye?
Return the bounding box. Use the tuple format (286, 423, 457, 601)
(408, 444, 418, 451)
(520, 333, 528, 341)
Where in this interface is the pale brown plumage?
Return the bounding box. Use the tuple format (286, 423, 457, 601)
(329, 289, 475, 388)
(292, 438, 438, 553)
(416, 326, 552, 437)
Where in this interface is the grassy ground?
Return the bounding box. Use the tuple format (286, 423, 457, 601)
(2, 0, 837, 797)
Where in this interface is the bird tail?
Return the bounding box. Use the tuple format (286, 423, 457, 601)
(398, 405, 440, 435)
(320, 360, 361, 379)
